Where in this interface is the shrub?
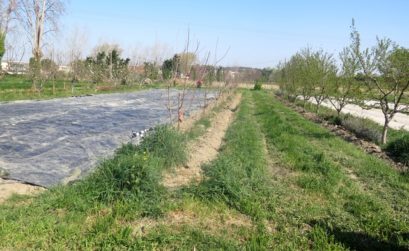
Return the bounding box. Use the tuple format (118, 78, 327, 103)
(386, 135, 409, 166)
(326, 115, 343, 126)
(341, 116, 382, 144)
(80, 143, 165, 205)
(275, 89, 285, 97)
(253, 82, 262, 90)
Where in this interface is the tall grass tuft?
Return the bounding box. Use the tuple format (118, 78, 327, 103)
(139, 125, 187, 168)
(71, 125, 187, 216)
(386, 135, 409, 166)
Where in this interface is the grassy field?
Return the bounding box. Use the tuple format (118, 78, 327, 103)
(1, 90, 408, 250)
(0, 75, 162, 102)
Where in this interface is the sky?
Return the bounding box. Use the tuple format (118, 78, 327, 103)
(58, 0, 409, 68)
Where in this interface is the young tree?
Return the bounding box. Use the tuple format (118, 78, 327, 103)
(86, 45, 130, 85)
(41, 48, 59, 94)
(277, 56, 304, 102)
(304, 49, 337, 114)
(143, 62, 159, 80)
(66, 27, 88, 85)
(289, 52, 312, 106)
(351, 22, 409, 144)
(161, 58, 173, 80)
(328, 47, 360, 116)
(178, 52, 196, 77)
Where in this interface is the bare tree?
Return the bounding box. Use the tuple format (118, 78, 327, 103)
(4, 32, 26, 73)
(66, 27, 88, 86)
(16, 0, 65, 89)
(0, 0, 17, 70)
(44, 46, 63, 95)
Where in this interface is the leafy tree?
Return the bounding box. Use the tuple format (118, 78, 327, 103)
(41, 58, 58, 74)
(85, 49, 130, 84)
(178, 52, 196, 75)
(351, 22, 409, 144)
(216, 66, 224, 82)
(144, 62, 159, 80)
(162, 58, 173, 80)
(328, 47, 361, 116)
(70, 59, 87, 83)
(259, 68, 273, 82)
(280, 52, 312, 105)
(304, 48, 337, 114)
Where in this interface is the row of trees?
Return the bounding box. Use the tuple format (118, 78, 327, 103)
(161, 53, 225, 83)
(84, 47, 130, 85)
(277, 21, 409, 144)
(0, 0, 257, 89)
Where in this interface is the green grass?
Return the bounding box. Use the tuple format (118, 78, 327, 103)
(0, 125, 187, 249)
(290, 97, 409, 165)
(1, 90, 408, 250)
(293, 97, 409, 145)
(185, 94, 234, 140)
(192, 92, 271, 220)
(0, 75, 163, 102)
(186, 116, 211, 140)
(251, 91, 409, 250)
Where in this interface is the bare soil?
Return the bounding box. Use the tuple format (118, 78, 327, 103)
(163, 93, 242, 188)
(0, 178, 45, 204)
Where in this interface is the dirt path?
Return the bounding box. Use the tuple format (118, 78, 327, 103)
(163, 93, 242, 188)
(0, 178, 44, 204)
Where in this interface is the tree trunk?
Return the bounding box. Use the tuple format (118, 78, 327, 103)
(109, 51, 113, 81)
(381, 120, 389, 144)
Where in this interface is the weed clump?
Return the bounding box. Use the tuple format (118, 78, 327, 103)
(386, 135, 409, 166)
(76, 125, 187, 215)
(253, 82, 262, 91)
(139, 125, 187, 168)
(325, 115, 343, 126)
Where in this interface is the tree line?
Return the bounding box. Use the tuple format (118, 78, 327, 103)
(275, 20, 409, 144)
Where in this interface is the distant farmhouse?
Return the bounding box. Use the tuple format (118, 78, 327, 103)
(1, 61, 72, 75)
(1, 61, 29, 75)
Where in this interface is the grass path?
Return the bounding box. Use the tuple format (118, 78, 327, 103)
(251, 91, 409, 250)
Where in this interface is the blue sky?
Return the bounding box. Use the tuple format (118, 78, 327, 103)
(61, 0, 409, 68)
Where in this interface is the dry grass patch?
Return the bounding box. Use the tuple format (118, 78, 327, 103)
(162, 93, 242, 188)
(128, 199, 254, 243)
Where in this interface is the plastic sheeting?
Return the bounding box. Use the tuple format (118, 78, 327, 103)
(0, 89, 215, 187)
